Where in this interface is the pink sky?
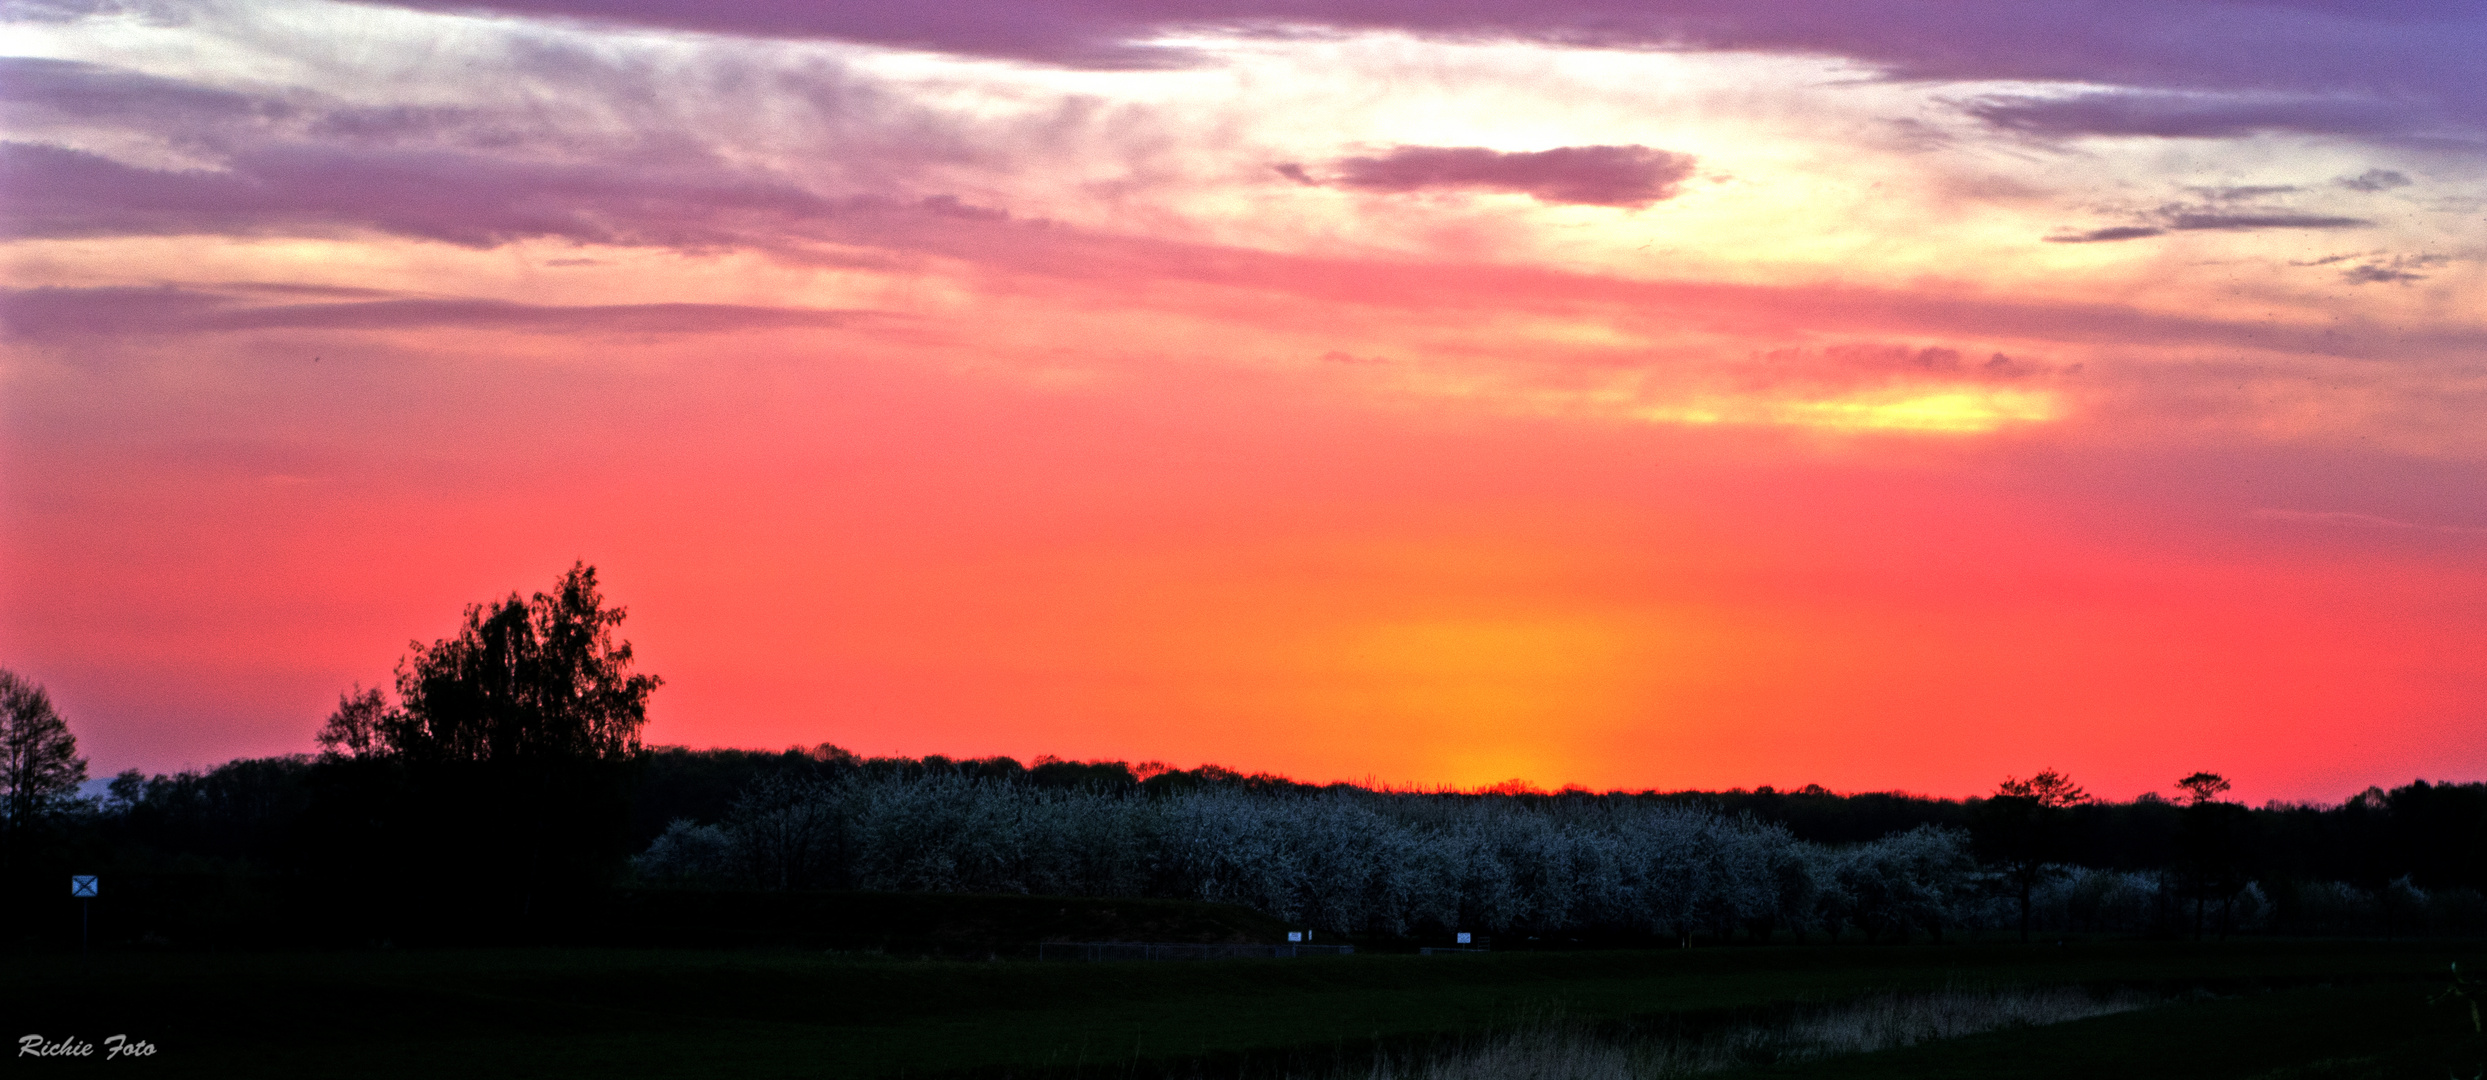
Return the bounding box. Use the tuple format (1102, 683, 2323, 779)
(3, 0, 2483, 802)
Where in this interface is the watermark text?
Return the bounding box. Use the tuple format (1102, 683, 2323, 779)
(19, 1034, 157, 1060)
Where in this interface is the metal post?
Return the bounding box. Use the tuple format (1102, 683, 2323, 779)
(70, 876, 98, 955)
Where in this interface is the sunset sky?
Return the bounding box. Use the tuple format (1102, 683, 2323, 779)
(3, 0, 2483, 802)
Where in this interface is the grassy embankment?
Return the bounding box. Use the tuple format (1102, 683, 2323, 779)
(10, 933, 2484, 1079)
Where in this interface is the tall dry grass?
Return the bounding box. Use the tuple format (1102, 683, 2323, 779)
(1319, 986, 2142, 1080)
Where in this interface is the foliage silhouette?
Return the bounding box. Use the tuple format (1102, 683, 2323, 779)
(1, 667, 87, 876)
(2177, 771, 2233, 805)
(318, 561, 659, 764)
(1972, 769, 2088, 942)
(300, 563, 661, 938)
(2175, 771, 2251, 938)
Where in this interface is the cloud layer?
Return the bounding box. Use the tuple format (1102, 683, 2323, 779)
(1965, 91, 2422, 142)
(353, 0, 2486, 115)
(0, 284, 873, 339)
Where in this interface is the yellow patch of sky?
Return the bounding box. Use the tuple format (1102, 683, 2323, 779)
(1639, 388, 2062, 434)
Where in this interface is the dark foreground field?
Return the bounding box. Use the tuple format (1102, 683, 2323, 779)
(8, 939, 2482, 1078)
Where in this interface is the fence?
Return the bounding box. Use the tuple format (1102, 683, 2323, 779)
(1036, 941, 1357, 962)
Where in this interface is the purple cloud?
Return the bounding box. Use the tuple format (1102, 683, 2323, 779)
(2162, 212, 2370, 231)
(1742, 341, 2066, 394)
(2186, 185, 2300, 201)
(2326, 253, 2450, 284)
(2336, 168, 2413, 191)
(337, 1, 2487, 136)
(0, 140, 846, 247)
(1323, 145, 1696, 208)
(1965, 91, 2414, 141)
(0, 51, 1045, 253)
(2045, 225, 2168, 243)
(2342, 265, 2424, 284)
(0, 285, 873, 340)
(2045, 206, 2371, 243)
(0, 56, 285, 127)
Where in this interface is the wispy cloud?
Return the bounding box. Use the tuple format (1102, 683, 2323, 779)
(2185, 185, 2300, 202)
(2341, 265, 2423, 284)
(0, 284, 876, 339)
(2253, 508, 2487, 536)
(2042, 217, 2370, 243)
(2337, 253, 2452, 285)
(1965, 91, 2415, 142)
(1312, 145, 1697, 208)
(2336, 168, 2414, 192)
(2161, 212, 2369, 231)
(333, 0, 2487, 136)
(2044, 225, 2168, 243)
(2045, 201, 2372, 244)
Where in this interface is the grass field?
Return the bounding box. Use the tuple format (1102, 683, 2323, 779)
(9, 938, 2482, 1078)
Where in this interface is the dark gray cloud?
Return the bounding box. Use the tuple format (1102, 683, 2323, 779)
(1321, 145, 1696, 207)
(1964, 91, 2416, 141)
(2162, 212, 2370, 231)
(2044, 225, 2168, 243)
(2332, 253, 2450, 284)
(2186, 184, 2300, 201)
(2045, 204, 2371, 243)
(2336, 168, 2413, 191)
(2342, 265, 2424, 284)
(0, 284, 873, 340)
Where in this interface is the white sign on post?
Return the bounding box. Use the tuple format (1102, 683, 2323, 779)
(1455, 932, 1471, 944)
(70, 875, 98, 898)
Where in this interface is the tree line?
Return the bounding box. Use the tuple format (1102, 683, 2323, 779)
(4, 563, 2484, 947)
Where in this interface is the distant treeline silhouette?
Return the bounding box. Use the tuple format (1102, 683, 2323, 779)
(5, 564, 2482, 948)
(618, 748, 2487, 941)
(30, 744, 2487, 945)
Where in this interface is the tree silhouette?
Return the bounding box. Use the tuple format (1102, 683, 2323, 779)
(318, 562, 661, 764)
(309, 563, 661, 935)
(2175, 771, 2249, 938)
(314, 684, 392, 760)
(2177, 771, 2232, 805)
(1, 667, 87, 876)
(1973, 768, 2088, 942)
